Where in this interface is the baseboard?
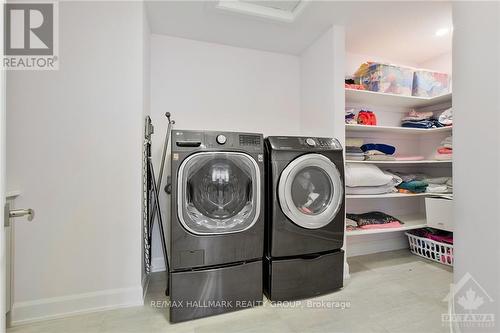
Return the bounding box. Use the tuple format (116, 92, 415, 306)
(151, 256, 166, 272)
(11, 286, 144, 326)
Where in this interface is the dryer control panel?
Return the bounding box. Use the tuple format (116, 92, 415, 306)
(267, 136, 342, 151)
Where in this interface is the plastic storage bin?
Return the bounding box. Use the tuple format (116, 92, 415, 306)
(355, 63, 414, 96)
(412, 70, 450, 97)
(406, 232, 453, 266)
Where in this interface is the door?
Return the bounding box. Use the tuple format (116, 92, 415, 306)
(177, 152, 261, 235)
(278, 153, 343, 229)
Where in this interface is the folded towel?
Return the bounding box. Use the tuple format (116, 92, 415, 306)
(402, 110, 434, 121)
(346, 153, 365, 161)
(365, 155, 396, 161)
(346, 185, 397, 195)
(388, 170, 426, 182)
(346, 146, 363, 154)
(364, 150, 386, 155)
(424, 177, 451, 185)
(346, 138, 364, 147)
(435, 153, 452, 160)
(397, 180, 429, 193)
(426, 184, 451, 193)
(441, 136, 452, 148)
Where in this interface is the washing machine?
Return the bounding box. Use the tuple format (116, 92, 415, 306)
(264, 136, 345, 301)
(167, 130, 264, 323)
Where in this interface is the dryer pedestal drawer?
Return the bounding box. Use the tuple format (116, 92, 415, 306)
(264, 250, 344, 301)
(169, 260, 262, 323)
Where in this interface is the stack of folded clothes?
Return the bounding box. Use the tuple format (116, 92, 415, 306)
(388, 170, 429, 193)
(345, 164, 402, 195)
(346, 146, 365, 161)
(401, 110, 443, 129)
(424, 176, 453, 194)
(360, 143, 396, 161)
(345, 108, 357, 124)
(435, 136, 452, 160)
(438, 108, 452, 127)
(345, 138, 365, 161)
(346, 212, 403, 230)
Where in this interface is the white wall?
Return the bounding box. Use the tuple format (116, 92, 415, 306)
(6, 1, 147, 324)
(150, 34, 301, 135)
(419, 51, 452, 75)
(149, 34, 301, 267)
(141, 0, 151, 289)
(453, 3, 500, 331)
(1, 0, 7, 330)
(300, 26, 345, 140)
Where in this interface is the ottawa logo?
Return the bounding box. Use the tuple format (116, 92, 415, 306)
(443, 273, 495, 329)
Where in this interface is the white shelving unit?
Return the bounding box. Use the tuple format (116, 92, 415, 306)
(346, 89, 452, 108)
(345, 88, 453, 256)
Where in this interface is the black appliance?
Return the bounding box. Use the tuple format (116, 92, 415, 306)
(167, 130, 264, 322)
(264, 136, 345, 301)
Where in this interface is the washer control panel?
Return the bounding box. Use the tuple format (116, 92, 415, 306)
(172, 130, 263, 153)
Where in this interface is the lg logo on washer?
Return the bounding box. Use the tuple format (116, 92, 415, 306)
(3, 2, 59, 70)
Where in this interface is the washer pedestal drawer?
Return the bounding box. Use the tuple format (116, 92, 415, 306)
(169, 260, 262, 323)
(264, 250, 344, 302)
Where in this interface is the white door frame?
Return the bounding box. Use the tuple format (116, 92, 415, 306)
(1, 0, 8, 331)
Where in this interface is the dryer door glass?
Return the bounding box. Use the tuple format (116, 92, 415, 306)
(278, 153, 343, 229)
(178, 152, 260, 235)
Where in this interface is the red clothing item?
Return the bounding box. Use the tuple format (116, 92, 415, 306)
(357, 110, 377, 125)
(437, 147, 452, 154)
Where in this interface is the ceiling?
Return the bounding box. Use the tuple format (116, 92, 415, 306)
(145, 1, 452, 64)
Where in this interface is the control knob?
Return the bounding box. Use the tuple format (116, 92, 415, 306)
(305, 138, 316, 147)
(216, 134, 227, 145)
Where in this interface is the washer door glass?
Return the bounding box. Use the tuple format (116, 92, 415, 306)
(278, 153, 343, 229)
(178, 152, 260, 235)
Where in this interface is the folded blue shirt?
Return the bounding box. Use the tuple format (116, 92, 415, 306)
(360, 143, 396, 155)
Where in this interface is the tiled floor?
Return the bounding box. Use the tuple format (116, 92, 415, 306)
(8, 250, 453, 333)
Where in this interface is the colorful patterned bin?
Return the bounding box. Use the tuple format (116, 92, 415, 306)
(354, 62, 414, 96)
(413, 70, 450, 97)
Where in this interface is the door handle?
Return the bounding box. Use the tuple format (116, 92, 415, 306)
(4, 203, 35, 227)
